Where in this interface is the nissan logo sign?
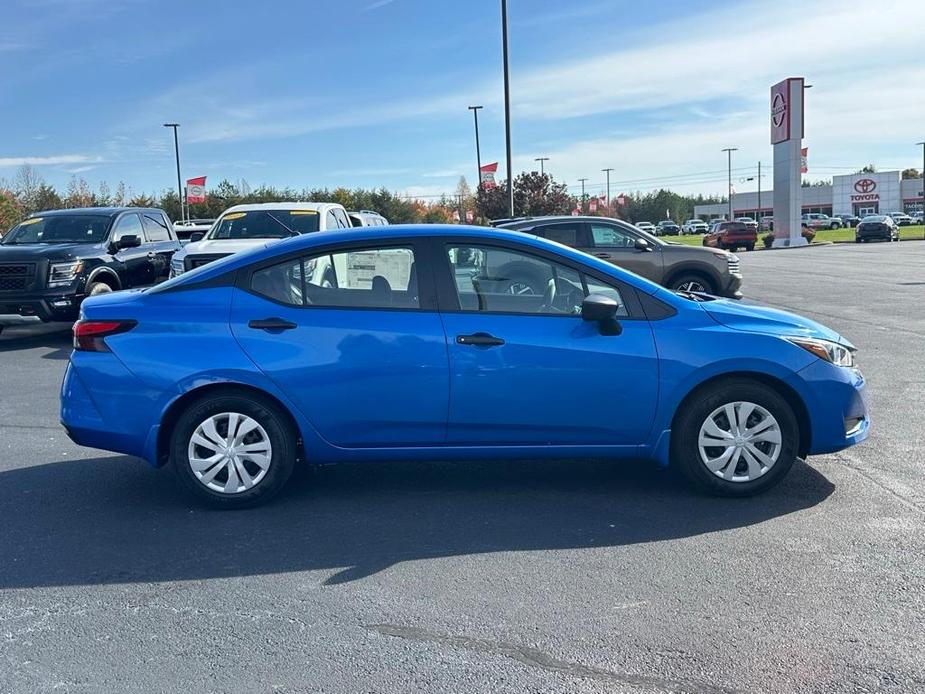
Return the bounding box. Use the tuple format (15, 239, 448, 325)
(854, 178, 877, 194)
(771, 92, 787, 127)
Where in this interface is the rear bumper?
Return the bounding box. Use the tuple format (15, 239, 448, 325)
(0, 291, 84, 323)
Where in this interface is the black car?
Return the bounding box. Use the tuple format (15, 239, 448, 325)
(0, 207, 180, 330)
(655, 220, 681, 236)
(855, 215, 899, 243)
(500, 216, 743, 298)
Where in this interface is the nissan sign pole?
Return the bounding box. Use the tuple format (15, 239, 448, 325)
(770, 77, 808, 247)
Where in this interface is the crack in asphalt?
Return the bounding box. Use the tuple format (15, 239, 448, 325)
(833, 452, 925, 516)
(366, 623, 739, 694)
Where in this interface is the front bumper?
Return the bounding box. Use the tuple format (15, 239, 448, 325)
(719, 273, 743, 300)
(0, 290, 84, 323)
(792, 359, 870, 455)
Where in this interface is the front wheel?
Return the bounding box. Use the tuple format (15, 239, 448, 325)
(86, 281, 113, 297)
(671, 379, 799, 496)
(171, 391, 297, 508)
(669, 273, 716, 295)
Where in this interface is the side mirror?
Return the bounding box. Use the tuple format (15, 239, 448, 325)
(115, 234, 141, 250)
(190, 231, 205, 242)
(581, 294, 623, 335)
(634, 237, 652, 252)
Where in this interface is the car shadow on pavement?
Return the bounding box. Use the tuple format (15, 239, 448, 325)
(0, 324, 72, 360)
(0, 456, 833, 589)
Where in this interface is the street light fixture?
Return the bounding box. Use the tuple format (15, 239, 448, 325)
(467, 106, 483, 190)
(721, 148, 738, 220)
(163, 123, 184, 223)
(534, 157, 549, 176)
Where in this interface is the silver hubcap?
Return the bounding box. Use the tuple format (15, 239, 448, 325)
(698, 401, 782, 482)
(677, 280, 706, 292)
(187, 412, 272, 494)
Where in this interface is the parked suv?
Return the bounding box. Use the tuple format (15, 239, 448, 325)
(170, 202, 352, 277)
(681, 219, 709, 235)
(655, 220, 681, 236)
(0, 207, 179, 330)
(703, 221, 758, 252)
(500, 216, 742, 297)
(348, 210, 389, 227)
(888, 212, 914, 227)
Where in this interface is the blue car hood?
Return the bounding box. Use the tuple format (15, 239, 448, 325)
(701, 299, 851, 346)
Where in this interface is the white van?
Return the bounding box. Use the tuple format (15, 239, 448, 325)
(170, 202, 351, 277)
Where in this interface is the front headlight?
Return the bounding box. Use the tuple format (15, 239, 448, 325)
(786, 336, 855, 367)
(48, 260, 84, 287)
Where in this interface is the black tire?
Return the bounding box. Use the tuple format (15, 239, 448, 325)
(170, 390, 297, 508)
(87, 281, 113, 296)
(744, 242, 755, 252)
(671, 378, 799, 496)
(668, 272, 716, 295)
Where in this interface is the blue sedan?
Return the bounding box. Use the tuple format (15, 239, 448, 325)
(60, 225, 869, 507)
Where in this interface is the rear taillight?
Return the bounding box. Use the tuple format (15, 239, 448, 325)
(73, 320, 137, 352)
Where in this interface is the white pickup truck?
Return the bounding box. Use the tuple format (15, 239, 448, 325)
(169, 202, 352, 278)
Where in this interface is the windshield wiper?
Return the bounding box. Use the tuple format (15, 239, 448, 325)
(264, 212, 297, 236)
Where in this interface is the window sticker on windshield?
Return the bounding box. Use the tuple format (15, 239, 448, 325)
(289, 210, 318, 216)
(20, 218, 43, 225)
(222, 212, 247, 221)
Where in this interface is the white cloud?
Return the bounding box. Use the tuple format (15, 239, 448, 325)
(0, 154, 101, 168)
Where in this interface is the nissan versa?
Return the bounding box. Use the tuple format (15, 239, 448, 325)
(60, 225, 869, 508)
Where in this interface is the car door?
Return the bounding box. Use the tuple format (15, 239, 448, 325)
(229, 238, 449, 447)
(434, 238, 659, 447)
(109, 213, 153, 287)
(140, 211, 178, 283)
(587, 221, 663, 282)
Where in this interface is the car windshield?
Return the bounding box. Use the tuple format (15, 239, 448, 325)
(207, 210, 320, 240)
(1, 214, 111, 245)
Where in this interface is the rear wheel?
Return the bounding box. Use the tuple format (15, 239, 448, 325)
(170, 391, 297, 508)
(744, 242, 755, 252)
(672, 379, 799, 496)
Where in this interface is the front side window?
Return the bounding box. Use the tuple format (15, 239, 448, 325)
(111, 213, 144, 242)
(251, 246, 418, 309)
(590, 224, 636, 248)
(1, 214, 111, 245)
(446, 244, 625, 316)
(209, 210, 319, 240)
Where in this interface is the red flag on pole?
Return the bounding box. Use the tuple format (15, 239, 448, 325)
(589, 197, 598, 213)
(465, 210, 474, 223)
(479, 162, 498, 188)
(186, 176, 207, 204)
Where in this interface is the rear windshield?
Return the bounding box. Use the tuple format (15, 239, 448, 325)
(207, 210, 320, 240)
(724, 223, 748, 232)
(1, 214, 111, 245)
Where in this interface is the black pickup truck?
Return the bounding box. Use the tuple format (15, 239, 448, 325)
(0, 207, 180, 330)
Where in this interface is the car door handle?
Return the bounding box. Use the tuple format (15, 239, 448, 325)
(457, 332, 505, 347)
(594, 252, 611, 258)
(248, 318, 297, 331)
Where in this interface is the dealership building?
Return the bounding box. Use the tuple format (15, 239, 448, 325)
(694, 170, 925, 220)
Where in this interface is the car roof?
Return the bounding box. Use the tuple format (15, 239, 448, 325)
(29, 207, 160, 218)
(220, 202, 342, 214)
(158, 223, 667, 297)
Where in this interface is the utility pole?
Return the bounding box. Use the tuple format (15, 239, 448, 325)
(534, 157, 549, 176)
(164, 123, 184, 222)
(721, 147, 738, 220)
(501, 0, 514, 217)
(601, 168, 614, 206)
(468, 106, 483, 190)
(578, 177, 588, 213)
(757, 161, 762, 223)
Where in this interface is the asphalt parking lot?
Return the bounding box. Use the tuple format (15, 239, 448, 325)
(1, 242, 923, 693)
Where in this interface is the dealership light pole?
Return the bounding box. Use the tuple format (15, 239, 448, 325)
(500, 0, 514, 216)
(757, 161, 762, 221)
(602, 168, 614, 206)
(468, 106, 483, 190)
(722, 147, 738, 220)
(917, 141, 925, 238)
(535, 157, 549, 176)
(578, 177, 588, 212)
(164, 123, 184, 223)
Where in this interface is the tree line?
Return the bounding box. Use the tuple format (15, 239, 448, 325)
(1, 164, 722, 231)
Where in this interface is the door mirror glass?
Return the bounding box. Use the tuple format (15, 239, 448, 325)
(117, 234, 141, 249)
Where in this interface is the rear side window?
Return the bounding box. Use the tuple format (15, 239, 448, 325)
(142, 213, 171, 241)
(251, 246, 419, 309)
(532, 222, 581, 247)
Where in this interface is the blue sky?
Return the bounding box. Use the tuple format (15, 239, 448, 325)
(2, 0, 923, 201)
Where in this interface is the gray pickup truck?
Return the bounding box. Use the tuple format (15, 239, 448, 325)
(499, 216, 743, 298)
